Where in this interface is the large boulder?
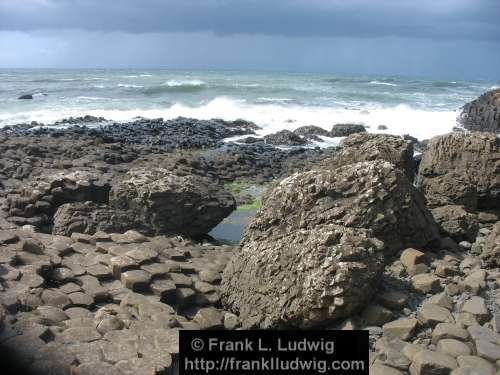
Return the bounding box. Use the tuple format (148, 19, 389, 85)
(416, 132, 500, 210)
(318, 133, 416, 180)
(221, 161, 439, 328)
(481, 221, 500, 267)
(52, 202, 144, 236)
(110, 168, 236, 236)
(458, 89, 500, 133)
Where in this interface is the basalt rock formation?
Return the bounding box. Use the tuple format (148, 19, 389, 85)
(416, 132, 500, 210)
(110, 168, 236, 236)
(458, 88, 500, 133)
(221, 160, 439, 328)
(318, 133, 416, 180)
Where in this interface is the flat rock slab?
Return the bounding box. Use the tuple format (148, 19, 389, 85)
(100, 340, 138, 363)
(59, 327, 102, 344)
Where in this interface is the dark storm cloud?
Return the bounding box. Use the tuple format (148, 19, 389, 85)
(1, 0, 499, 41)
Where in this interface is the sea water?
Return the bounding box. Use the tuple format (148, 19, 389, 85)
(1, 69, 497, 141)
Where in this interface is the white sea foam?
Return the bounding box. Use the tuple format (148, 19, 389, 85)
(369, 81, 398, 87)
(0, 96, 458, 141)
(232, 83, 261, 88)
(256, 97, 292, 102)
(76, 96, 107, 101)
(164, 79, 206, 87)
(123, 74, 153, 78)
(117, 84, 144, 88)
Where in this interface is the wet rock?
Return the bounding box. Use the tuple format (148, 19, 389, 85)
(329, 123, 366, 137)
(293, 125, 329, 141)
(263, 130, 307, 146)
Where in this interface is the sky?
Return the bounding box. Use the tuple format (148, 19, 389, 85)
(1, 0, 500, 79)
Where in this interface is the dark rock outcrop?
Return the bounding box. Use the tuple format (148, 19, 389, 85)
(18, 94, 33, 100)
(263, 130, 307, 146)
(318, 133, 416, 180)
(110, 168, 236, 236)
(416, 132, 500, 210)
(458, 89, 500, 133)
(330, 123, 366, 137)
(293, 126, 330, 141)
(53, 202, 144, 236)
(221, 161, 439, 328)
(1, 117, 259, 151)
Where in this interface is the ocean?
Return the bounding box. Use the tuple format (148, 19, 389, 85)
(0, 69, 498, 141)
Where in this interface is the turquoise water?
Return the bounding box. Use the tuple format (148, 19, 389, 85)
(0, 69, 497, 140)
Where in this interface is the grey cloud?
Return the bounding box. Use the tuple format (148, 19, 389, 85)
(1, 0, 499, 41)
(1, 30, 499, 80)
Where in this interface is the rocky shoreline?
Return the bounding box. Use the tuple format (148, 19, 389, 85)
(0, 89, 499, 375)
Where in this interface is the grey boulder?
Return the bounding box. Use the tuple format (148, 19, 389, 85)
(110, 168, 235, 236)
(221, 160, 439, 328)
(416, 132, 500, 210)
